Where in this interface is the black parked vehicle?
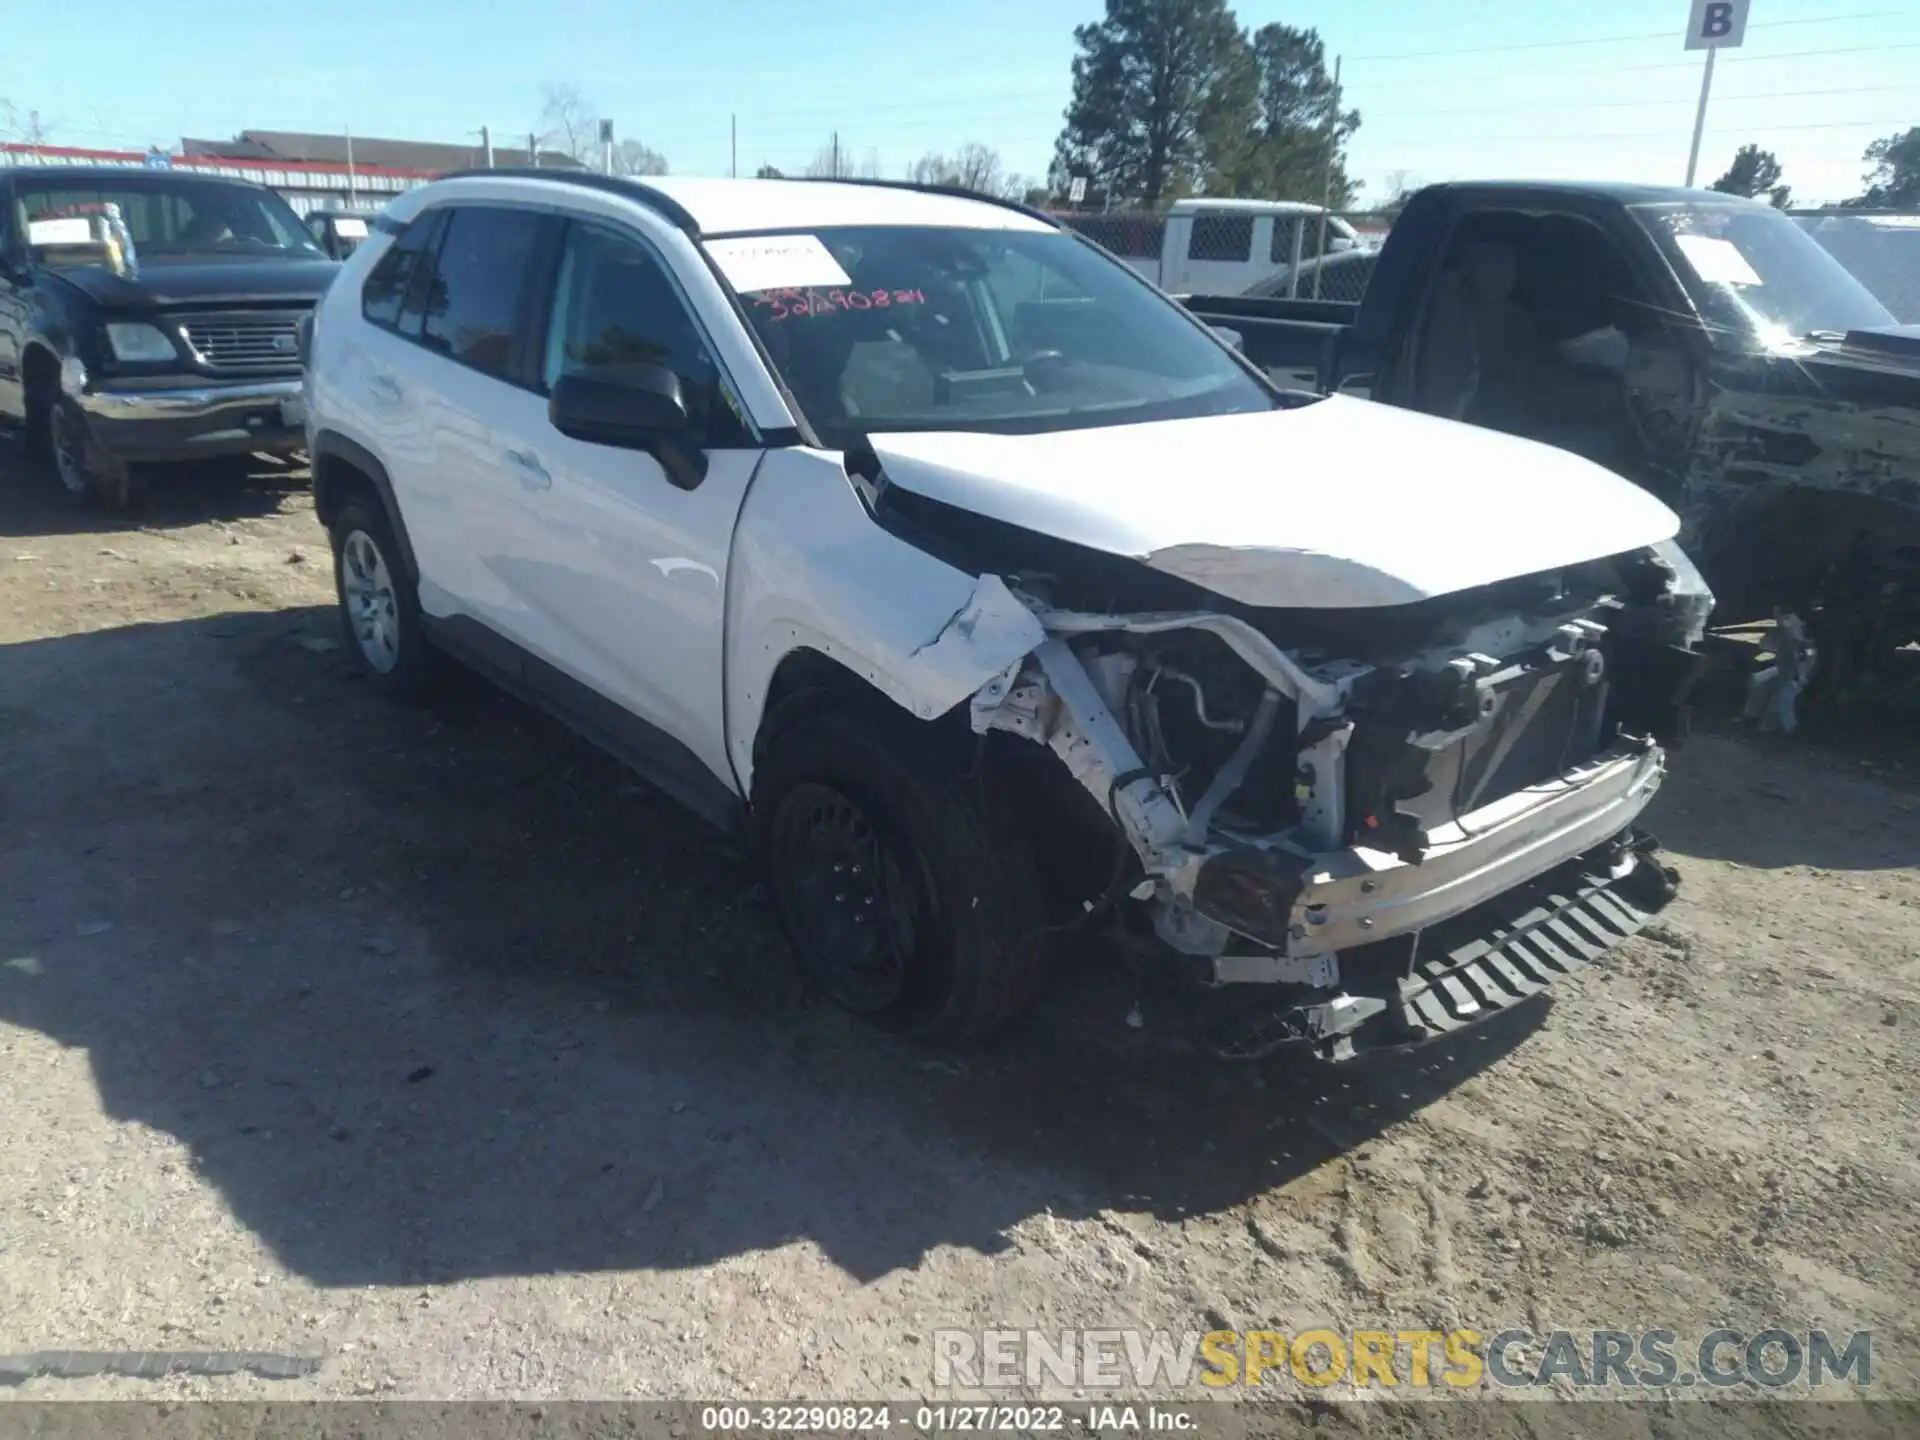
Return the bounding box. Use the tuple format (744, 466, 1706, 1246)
(1184, 181, 1920, 701)
(302, 207, 375, 261)
(0, 166, 339, 506)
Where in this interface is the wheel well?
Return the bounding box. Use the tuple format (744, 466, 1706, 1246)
(1699, 488, 1920, 625)
(750, 645, 1129, 921)
(310, 444, 421, 585)
(23, 344, 58, 409)
(311, 450, 379, 530)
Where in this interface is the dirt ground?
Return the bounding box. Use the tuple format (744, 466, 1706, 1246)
(1, 443, 1916, 1412)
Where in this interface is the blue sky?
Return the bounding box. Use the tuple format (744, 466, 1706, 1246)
(3, 1, 1914, 205)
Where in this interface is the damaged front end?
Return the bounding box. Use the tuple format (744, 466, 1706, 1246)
(968, 542, 1706, 1062)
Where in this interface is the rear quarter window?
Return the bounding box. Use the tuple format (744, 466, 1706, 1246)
(1188, 215, 1254, 263)
(362, 213, 443, 331)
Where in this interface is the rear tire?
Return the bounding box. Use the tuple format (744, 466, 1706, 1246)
(755, 704, 1045, 1044)
(328, 497, 436, 697)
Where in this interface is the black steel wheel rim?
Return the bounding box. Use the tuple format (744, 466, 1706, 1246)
(773, 781, 921, 1014)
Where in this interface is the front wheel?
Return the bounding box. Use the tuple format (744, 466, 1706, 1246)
(49, 399, 141, 509)
(756, 707, 1045, 1044)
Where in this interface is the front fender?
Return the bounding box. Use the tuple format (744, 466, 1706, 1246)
(724, 448, 1045, 795)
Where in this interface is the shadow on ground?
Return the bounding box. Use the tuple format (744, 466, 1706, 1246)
(1, 608, 1551, 1288)
(0, 439, 309, 535)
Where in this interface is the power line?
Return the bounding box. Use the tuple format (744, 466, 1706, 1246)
(1350, 10, 1902, 62)
(1377, 115, 1911, 147)
(1332, 38, 1920, 95)
(1361, 81, 1914, 126)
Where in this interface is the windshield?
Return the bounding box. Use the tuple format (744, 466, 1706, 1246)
(707, 225, 1278, 447)
(1629, 200, 1893, 344)
(15, 177, 323, 259)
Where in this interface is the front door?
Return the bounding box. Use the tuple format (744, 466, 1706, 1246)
(499, 215, 765, 794)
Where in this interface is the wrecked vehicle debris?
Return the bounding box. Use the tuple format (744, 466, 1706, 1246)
(307, 171, 1704, 1061)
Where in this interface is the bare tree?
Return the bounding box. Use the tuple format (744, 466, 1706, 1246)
(538, 83, 598, 164)
(803, 136, 884, 180)
(905, 143, 1031, 200)
(612, 138, 668, 177)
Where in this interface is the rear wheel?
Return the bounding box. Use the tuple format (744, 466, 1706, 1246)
(328, 498, 436, 696)
(756, 705, 1045, 1044)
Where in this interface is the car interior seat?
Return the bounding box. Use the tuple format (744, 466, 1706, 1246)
(1413, 240, 1535, 430)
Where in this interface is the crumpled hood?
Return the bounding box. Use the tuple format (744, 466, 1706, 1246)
(51, 256, 340, 310)
(867, 397, 1682, 608)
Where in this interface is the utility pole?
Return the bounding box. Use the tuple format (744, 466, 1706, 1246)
(832, 130, 841, 179)
(345, 124, 356, 205)
(481, 124, 494, 168)
(1681, 0, 1750, 187)
(730, 114, 737, 178)
(529, 132, 538, 168)
(1313, 54, 1341, 302)
(1684, 47, 1716, 188)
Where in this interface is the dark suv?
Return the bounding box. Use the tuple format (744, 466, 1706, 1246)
(0, 166, 339, 506)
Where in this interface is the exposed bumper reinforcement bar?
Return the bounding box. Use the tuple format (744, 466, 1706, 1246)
(1286, 740, 1667, 957)
(1200, 829, 1680, 1062)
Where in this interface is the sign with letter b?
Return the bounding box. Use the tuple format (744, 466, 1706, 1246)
(1685, 0, 1750, 50)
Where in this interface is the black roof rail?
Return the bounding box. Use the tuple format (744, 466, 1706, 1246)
(431, 167, 702, 235)
(790, 175, 1060, 229)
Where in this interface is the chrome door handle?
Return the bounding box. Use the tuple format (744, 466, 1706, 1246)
(506, 448, 551, 490)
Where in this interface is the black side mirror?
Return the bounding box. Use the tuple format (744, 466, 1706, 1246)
(548, 363, 707, 489)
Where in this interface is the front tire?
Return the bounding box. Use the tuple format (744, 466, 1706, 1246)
(49, 398, 141, 509)
(328, 498, 436, 696)
(756, 705, 1045, 1045)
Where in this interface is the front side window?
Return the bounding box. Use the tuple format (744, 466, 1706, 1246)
(14, 179, 321, 258)
(708, 224, 1280, 450)
(541, 220, 744, 445)
(420, 207, 551, 379)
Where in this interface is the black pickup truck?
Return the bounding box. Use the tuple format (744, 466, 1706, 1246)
(1184, 181, 1920, 698)
(0, 166, 339, 506)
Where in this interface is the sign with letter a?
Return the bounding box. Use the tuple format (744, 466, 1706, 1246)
(1685, 0, 1750, 50)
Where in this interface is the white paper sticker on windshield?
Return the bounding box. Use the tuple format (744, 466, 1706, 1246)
(26, 217, 95, 246)
(334, 217, 369, 238)
(705, 234, 852, 293)
(1675, 233, 1763, 288)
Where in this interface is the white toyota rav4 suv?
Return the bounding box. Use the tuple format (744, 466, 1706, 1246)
(303, 170, 1709, 1060)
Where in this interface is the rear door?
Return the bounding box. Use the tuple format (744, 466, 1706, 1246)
(403, 204, 563, 639)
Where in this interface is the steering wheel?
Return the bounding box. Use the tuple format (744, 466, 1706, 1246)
(1019, 349, 1070, 390)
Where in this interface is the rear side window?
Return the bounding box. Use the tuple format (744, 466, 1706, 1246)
(419, 207, 551, 379)
(361, 212, 442, 330)
(1188, 214, 1253, 263)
